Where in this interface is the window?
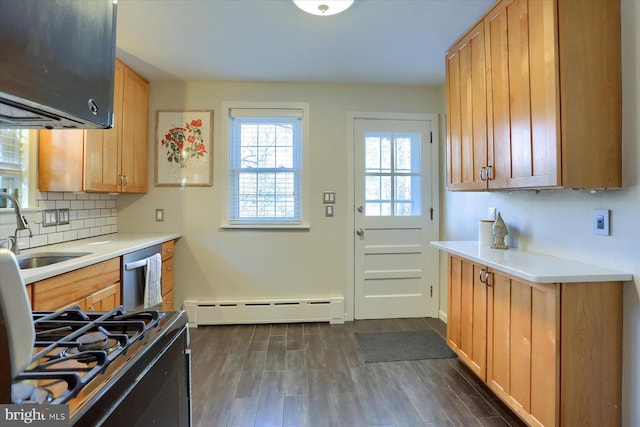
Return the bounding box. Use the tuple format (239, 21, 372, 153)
(364, 131, 422, 216)
(0, 129, 30, 207)
(226, 104, 309, 227)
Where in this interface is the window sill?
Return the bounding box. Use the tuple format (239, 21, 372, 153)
(220, 222, 310, 231)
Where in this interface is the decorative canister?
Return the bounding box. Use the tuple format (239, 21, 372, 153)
(479, 220, 494, 245)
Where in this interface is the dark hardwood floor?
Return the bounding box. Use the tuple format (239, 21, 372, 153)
(189, 318, 526, 427)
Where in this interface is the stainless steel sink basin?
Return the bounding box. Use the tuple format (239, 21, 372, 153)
(17, 252, 92, 269)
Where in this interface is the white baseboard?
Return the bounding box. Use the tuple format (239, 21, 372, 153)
(183, 297, 345, 327)
(439, 309, 447, 323)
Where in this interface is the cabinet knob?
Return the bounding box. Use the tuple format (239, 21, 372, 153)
(165, 266, 172, 271)
(88, 306, 95, 311)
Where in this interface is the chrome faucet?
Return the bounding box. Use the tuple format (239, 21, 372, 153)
(0, 191, 33, 255)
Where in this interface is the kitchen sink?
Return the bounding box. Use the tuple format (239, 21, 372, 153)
(17, 252, 92, 269)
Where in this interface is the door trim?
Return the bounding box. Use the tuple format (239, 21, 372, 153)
(346, 111, 440, 321)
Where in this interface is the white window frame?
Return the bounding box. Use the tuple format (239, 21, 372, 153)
(0, 129, 36, 209)
(221, 102, 310, 229)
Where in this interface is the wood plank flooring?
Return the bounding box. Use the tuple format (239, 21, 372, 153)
(189, 318, 526, 427)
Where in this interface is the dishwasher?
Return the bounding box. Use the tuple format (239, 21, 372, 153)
(121, 244, 163, 311)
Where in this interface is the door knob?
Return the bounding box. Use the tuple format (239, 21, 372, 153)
(357, 206, 364, 213)
(356, 228, 365, 236)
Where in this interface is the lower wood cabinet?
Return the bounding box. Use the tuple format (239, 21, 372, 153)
(447, 254, 622, 427)
(32, 258, 121, 312)
(161, 240, 175, 311)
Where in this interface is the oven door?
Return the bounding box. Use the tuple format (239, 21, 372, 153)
(76, 324, 191, 426)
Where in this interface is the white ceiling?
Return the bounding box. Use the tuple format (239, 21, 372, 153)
(115, 0, 494, 85)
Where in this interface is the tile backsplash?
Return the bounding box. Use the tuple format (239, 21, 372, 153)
(0, 192, 117, 251)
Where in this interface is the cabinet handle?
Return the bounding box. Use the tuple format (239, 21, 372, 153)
(484, 271, 492, 286)
(123, 175, 129, 185)
(486, 166, 494, 180)
(165, 248, 173, 253)
(479, 168, 486, 181)
(165, 266, 172, 271)
(479, 268, 492, 286)
(88, 306, 95, 311)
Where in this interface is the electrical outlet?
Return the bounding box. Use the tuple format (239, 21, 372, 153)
(488, 207, 496, 220)
(593, 209, 610, 236)
(155, 209, 164, 222)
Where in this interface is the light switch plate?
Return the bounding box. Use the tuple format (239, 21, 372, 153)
(323, 191, 336, 204)
(593, 209, 610, 236)
(155, 209, 164, 222)
(325, 205, 334, 217)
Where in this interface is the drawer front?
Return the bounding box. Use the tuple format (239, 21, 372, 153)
(161, 240, 175, 261)
(161, 257, 174, 296)
(162, 289, 174, 311)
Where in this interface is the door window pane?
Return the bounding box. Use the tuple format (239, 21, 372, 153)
(364, 131, 422, 217)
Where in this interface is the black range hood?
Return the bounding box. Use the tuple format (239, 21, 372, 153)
(0, 0, 117, 129)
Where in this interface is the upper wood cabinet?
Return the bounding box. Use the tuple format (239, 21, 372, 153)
(446, 0, 621, 191)
(39, 59, 149, 194)
(446, 22, 488, 191)
(38, 129, 85, 192)
(85, 59, 149, 193)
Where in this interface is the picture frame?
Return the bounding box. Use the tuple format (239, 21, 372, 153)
(155, 110, 213, 187)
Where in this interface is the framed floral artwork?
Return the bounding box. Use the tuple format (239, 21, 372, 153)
(155, 110, 213, 186)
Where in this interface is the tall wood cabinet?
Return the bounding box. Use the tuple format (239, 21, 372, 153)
(446, 254, 622, 426)
(38, 59, 149, 194)
(446, 0, 621, 191)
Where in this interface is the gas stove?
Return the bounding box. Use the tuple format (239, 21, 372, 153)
(6, 306, 191, 426)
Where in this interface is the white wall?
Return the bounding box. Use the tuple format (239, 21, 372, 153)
(117, 81, 444, 313)
(439, 2, 640, 425)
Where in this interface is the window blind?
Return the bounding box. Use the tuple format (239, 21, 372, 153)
(228, 111, 304, 224)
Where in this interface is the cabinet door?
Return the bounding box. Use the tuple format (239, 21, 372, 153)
(487, 270, 559, 427)
(120, 65, 149, 194)
(446, 21, 488, 191)
(485, 0, 559, 189)
(38, 129, 85, 192)
(447, 255, 487, 380)
(84, 59, 124, 192)
(85, 283, 120, 312)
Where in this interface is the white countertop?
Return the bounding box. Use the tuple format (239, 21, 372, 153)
(431, 241, 633, 283)
(19, 233, 181, 284)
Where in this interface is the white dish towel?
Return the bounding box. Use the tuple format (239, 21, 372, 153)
(144, 253, 163, 308)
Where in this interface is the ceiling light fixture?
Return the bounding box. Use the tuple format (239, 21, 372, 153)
(293, 0, 355, 16)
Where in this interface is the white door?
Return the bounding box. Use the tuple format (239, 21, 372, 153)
(353, 116, 436, 319)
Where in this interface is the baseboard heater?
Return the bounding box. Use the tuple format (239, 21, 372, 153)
(182, 297, 345, 327)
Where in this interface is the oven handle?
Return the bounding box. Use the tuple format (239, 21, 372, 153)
(124, 259, 148, 271)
